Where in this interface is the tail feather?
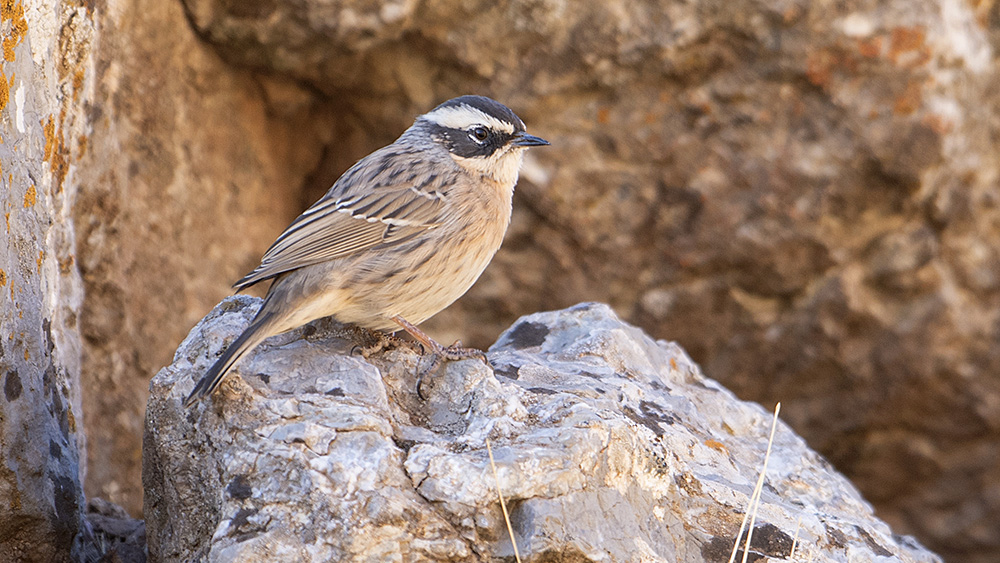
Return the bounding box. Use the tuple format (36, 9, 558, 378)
(183, 312, 277, 407)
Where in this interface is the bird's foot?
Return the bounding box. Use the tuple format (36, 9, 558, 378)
(347, 326, 418, 357)
(390, 315, 489, 399)
(414, 341, 490, 400)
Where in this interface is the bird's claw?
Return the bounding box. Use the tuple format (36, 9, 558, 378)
(415, 343, 490, 399)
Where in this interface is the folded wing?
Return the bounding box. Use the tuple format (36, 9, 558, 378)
(235, 156, 451, 290)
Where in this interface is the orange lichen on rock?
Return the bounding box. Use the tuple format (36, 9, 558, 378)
(23, 185, 35, 207)
(72, 69, 85, 102)
(42, 116, 56, 161)
(889, 26, 931, 67)
(890, 26, 925, 54)
(806, 45, 861, 90)
(1, 0, 28, 62)
(894, 79, 924, 115)
(58, 254, 74, 274)
(704, 439, 729, 455)
(52, 139, 68, 190)
(857, 36, 883, 59)
(922, 113, 954, 135)
(0, 268, 6, 286)
(805, 49, 836, 87)
(41, 114, 69, 190)
(0, 72, 8, 112)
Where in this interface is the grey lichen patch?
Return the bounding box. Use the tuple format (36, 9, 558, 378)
(49, 474, 81, 543)
(492, 364, 519, 380)
(4, 370, 21, 401)
(226, 475, 253, 500)
(857, 525, 894, 557)
(623, 404, 667, 437)
(750, 523, 794, 558)
(639, 399, 677, 425)
(701, 523, 792, 563)
(229, 507, 259, 531)
(501, 321, 549, 349)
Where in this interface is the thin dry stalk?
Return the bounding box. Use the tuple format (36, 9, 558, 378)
(486, 437, 522, 563)
(790, 516, 802, 560)
(728, 403, 782, 563)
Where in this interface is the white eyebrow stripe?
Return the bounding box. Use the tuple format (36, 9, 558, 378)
(422, 104, 516, 135)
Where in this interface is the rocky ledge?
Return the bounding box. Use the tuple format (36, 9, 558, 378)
(143, 297, 940, 562)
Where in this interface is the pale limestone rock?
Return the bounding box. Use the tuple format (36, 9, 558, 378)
(0, 1, 94, 560)
(144, 299, 940, 562)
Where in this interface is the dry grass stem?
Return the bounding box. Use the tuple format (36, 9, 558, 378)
(790, 515, 802, 560)
(728, 402, 782, 563)
(486, 437, 522, 563)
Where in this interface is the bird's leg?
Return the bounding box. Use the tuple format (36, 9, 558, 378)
(391, 315, 489, 398)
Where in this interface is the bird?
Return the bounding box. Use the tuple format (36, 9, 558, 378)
(184, 95, 549, 407)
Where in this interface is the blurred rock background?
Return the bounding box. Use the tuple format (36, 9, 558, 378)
(7, 0, 998, 560)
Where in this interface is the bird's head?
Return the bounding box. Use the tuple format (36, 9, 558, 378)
(417, 95, 549, 186)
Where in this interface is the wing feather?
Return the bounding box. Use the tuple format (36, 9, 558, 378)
(234, 149, 452, 290)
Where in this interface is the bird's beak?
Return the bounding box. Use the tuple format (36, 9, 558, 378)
(512, 132, 550, 147)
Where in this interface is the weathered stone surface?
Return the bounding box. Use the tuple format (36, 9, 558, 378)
(144, 299, 940, 562)
(77, 0, 999, 561)
(74, 0, 330, 514)
(0, 1, 95, 560)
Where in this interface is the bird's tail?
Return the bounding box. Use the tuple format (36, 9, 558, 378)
(183, 311, 278, 407)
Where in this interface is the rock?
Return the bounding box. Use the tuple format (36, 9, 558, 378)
(0, 2, 95, 561)
(74, 0, 327, 514)
(85, 498, 147, 563)
(78, 0, 999, 560)
(144, 299, 940, 562)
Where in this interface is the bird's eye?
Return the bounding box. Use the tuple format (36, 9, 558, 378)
(471, 127, 488, 142)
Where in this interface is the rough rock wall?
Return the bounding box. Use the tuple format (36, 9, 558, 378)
(0, 1, 93, 560)
(74, 0, 331, 513)
(73, 0, 1000, 562)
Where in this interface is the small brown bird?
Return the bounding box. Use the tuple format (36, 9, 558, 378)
(184, 96, 548, 406)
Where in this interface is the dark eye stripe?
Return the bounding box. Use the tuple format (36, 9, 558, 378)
(427, 123, 515, 158)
